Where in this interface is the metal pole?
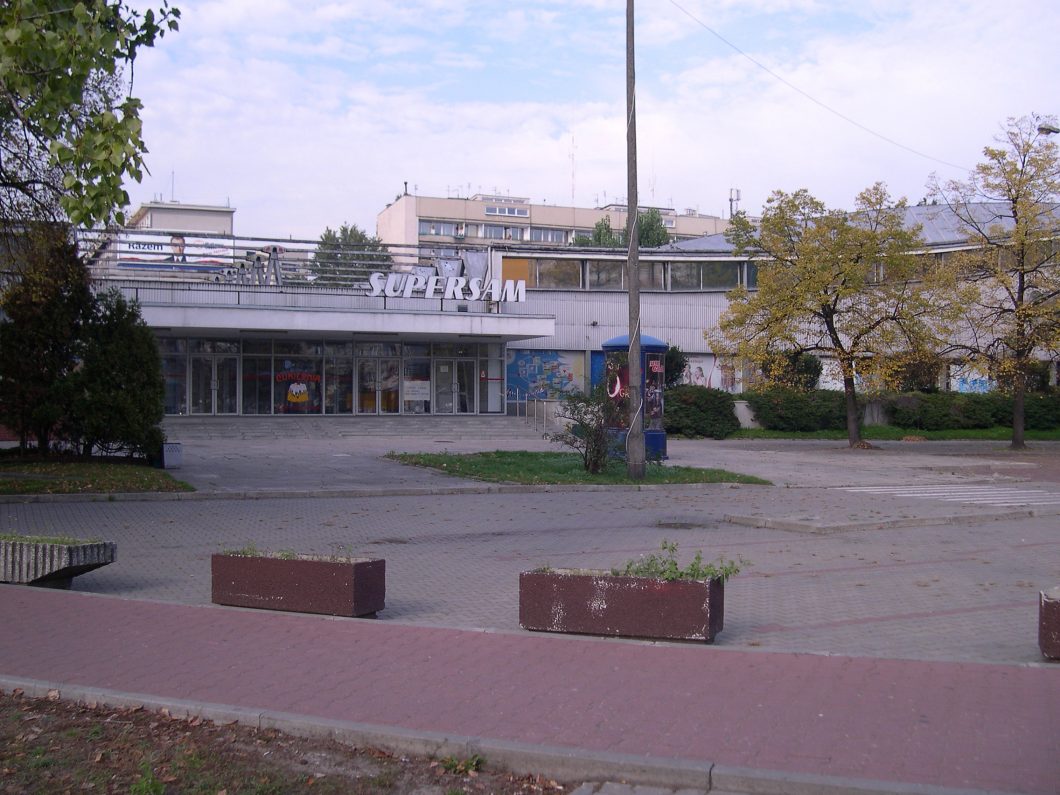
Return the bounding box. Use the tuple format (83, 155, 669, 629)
(625, 0, 646, 479)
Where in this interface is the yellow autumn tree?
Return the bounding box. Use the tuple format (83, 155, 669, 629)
(929, 114, 1059, 449)
(714, 183, 940, 448)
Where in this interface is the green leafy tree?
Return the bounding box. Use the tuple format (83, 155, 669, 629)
(715, 184, 938, 448)
(64, 290, 164, 458)
(663, 345, 688, 389)
(0, 226, 93, 452)
(312, 223, 391, 286)
(629, 207, 670, 248)
(590, 215, 622, 247)
(928, 114, 1060, 449)
(0, 1, 180, 228)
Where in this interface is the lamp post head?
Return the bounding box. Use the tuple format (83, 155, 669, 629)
(1038, 122, 1060, 135)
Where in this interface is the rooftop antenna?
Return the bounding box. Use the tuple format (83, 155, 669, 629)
(729, 188, 741, 218)
(170, 171, 175, 202)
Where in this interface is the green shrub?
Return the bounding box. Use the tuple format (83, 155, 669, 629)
(1025, 391, 1060, 429)
(742, 388, 848, 432)
(663, 385, 740, 439)
(885, 392, 1020, 430)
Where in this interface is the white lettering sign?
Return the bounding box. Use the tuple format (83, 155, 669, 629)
(366, 272, 527, 303)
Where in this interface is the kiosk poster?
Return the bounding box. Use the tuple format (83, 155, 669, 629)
(506, 350, 584, 399)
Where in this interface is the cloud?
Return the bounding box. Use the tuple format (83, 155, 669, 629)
(124, 0, 1060, 236)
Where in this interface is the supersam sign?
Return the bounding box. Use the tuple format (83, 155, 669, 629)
(366, 272, 526, 303)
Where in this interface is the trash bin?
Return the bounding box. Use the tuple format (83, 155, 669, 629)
(162, 442, 182, 470)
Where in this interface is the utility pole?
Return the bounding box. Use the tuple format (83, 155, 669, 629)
(625, 0, 645, 479)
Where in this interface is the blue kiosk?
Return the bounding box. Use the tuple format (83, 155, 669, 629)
(601, 334, 668, 460)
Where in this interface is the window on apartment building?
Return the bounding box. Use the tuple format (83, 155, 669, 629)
(485, 206, 529, 217)
(530, 228, 568, 244)
(418, 220, 458, 236)
(484, 224, 525, 241)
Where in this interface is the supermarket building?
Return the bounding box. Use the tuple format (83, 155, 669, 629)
(81, 199, 1052, 418)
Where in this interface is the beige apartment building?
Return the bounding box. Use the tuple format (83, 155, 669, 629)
(376, 192, 727, 248)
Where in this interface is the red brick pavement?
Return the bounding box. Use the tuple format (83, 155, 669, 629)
(2, 586, 1057, 794)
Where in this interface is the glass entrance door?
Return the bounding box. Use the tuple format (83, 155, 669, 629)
(190, 356, 238, 414)
(433, 360, 475, 414)
(358, 358, 400, 414)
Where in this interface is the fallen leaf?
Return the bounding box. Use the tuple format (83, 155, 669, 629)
(47, 689, 60, 701)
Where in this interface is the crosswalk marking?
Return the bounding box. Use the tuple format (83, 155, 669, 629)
(836, 484, 1060, 507)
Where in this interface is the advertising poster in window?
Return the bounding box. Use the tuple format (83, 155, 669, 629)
(677, 354, 731, 390)
(505, 350, 584, 399)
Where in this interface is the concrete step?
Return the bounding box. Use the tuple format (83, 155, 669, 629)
(162, 414, 553, 441)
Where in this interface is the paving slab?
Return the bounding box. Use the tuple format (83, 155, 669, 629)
(1, 587, 1056, 795)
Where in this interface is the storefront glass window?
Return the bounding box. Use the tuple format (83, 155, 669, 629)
(243, 339, 272, 355)
(669, 262, 700, 290)
(158, 338, 186, 354)
(535, 259, 582, 289)
(324, 341, 354, 357)
(325, 357, 353, 414)
(242, 356, 272, 414)
(745, 262, 759, 289)
(478, 357, 505, 413)
(702, 261, 740, 289)
(402, 342, 430, 357)
(274, 357, 322, 414)
(275, 340, 323, 356)
(402, 359, 431, 414)
(638, 262, 665, 289)
(356, 342, 400, 357)
(191, 339, 239, 354)
(587, 261, 623, 289)
(162, 356, 187, 415)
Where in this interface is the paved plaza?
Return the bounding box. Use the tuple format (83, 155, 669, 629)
(1, 422, 1058, 793)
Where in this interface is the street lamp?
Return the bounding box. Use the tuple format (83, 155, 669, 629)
(1037, 122, 1059, 135)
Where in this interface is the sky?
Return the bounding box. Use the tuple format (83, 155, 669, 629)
(123, 0, 1060, 240)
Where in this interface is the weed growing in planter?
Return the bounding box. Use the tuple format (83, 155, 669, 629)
(0, 533, 90, 544)
(612, 540, 744, 582)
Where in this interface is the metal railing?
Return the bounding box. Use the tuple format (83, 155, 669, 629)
(509, 389, 562, 435)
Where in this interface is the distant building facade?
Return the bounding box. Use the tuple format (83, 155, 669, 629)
(376, 192, 727, 249)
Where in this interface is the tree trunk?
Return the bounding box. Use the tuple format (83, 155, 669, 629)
(843, 375, 862, 448)
(1011, 375, 1027, 450)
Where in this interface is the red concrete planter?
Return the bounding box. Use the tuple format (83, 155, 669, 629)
(519, 568, 725, 643)
(211, 554, 385, 617)
(1040, 586, 1060, 661)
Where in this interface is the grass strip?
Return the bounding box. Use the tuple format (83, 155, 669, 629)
(387, 450, 770, 485)
(0, 460, 193, 495)
(731, 426, 1060, 441)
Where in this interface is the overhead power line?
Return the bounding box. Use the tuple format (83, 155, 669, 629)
(666, 0, 971, 172)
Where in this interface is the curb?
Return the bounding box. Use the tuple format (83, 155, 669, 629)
(0, 676, 1022, 795)
(722, 509, 1039, 534)
(0, 481, 768, 504)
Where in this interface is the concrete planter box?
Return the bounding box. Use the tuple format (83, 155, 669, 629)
(1040, 586, 1060, 660)
(211, 553, 385, 617)
(519, 568, 725, 643)
(1, 539, 116, 589)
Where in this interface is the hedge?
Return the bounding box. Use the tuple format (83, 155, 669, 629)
(663, 385, 740, 439)
(742, 388, 849, 432)
(883, 391, 1060, 430)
